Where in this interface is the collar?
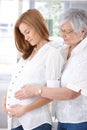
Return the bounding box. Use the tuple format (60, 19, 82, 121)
(70, 37, 87, 56)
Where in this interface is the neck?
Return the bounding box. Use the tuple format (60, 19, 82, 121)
(67, 46, 74, 59)
(30, 40, 48, 60)
(36, 40, 48, 50)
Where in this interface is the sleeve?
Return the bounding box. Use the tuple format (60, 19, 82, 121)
(66, 59, 87, 96)
(45, 45, 67, 119)
(45, 46, 66, 88)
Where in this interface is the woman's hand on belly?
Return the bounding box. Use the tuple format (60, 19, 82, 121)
(8, 104, 27, 118)
(2, 96, 8, 115)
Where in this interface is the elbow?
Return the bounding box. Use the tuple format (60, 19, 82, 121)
(63, 88, 80, 100)
(67, 91, 80, 100)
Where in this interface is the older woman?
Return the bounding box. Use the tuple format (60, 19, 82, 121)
(14, 8, 87, 130)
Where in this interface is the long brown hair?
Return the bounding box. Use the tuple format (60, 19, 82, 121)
(14, 9, 50, 59)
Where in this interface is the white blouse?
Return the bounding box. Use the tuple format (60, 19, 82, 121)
(6, 41, 66, 130)
(56, 37, 87, 123)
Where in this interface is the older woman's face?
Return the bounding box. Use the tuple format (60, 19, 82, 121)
(60, 22, 83, 47)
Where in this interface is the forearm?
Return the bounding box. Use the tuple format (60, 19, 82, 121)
(40, 87, 81, 100)
(15, 85, 81, 101)
(25, 98, 52, 113)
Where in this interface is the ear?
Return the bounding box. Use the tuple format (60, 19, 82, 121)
(81, 28, 87, 35)
(80, 28, 87, 39)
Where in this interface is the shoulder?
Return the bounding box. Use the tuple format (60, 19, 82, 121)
(48, 41, 67, 59)
(48, 40, 62, 52)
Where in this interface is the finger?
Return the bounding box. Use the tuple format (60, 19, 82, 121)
(21, 85, 26, 89)
(15, 93, 26, 100)
(15, 90, 22, 95)
(15, 95, 25, 100)
(8, 109, 16, 117)
(15, 92, 24, 98)
(10, 105, 16, 108)
(8, 111, 12, 117)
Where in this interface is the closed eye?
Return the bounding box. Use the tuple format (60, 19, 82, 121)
(25, 30, 30, 34)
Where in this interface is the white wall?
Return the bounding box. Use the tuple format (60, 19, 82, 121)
(62, 1, 87, 10)
(70, 1, 87, 10)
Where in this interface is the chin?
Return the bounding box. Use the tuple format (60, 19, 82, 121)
(30, 43, 36, 46)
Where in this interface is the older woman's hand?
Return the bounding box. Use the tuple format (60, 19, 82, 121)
(15, 85, 39, 100)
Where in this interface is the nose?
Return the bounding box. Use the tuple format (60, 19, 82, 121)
(61, 32, 67, 39)
(25, 34, 29, 41)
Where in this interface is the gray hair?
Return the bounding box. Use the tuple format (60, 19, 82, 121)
(59, 8, 87, 34)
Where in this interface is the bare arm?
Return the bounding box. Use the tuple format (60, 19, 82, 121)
(25, 97, 52, 112)
(8, 97, 52, 118)
(15, 85, 81, 101)
(40, 87, 81, 100)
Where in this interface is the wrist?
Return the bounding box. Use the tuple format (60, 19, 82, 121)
(35, 88, 42, 96)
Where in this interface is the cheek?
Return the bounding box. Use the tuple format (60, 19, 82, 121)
(69, 34, 78, 41)
(64, 37, 76, 45)
(33, 32, 38, 39)
(35, 34, 41, 41)
(72, 35, 81, 43)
